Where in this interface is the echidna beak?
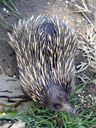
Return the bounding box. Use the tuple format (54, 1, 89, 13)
(62, 103, 72, 113)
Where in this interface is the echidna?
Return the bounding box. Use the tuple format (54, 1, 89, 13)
(8, 15, 77, 112)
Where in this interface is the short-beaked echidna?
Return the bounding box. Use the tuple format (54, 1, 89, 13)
(8, 15, 77, 112)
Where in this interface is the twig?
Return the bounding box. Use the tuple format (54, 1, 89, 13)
(70, 0, 96, 32)
(70, 0, 92, 13)
(9, 0, 21, 16)
(82, 12, 96, 32)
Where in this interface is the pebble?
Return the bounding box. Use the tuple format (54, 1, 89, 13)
(88, 94, 92, 97)
(82, 90, 85, 93)
(65, 0, 69, 4)
(78, 94, 81, 97)
(81, 99, 84, 103)
(13, 75, 16, 78)
(3, 8, 7, 12)
(3, 113, 6, 115)
(70, 108, 76, 115)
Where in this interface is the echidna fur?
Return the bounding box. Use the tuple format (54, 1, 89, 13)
(8, 15, 77, 112)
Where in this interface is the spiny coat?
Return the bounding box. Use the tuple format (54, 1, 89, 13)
(8, 15, 77, 112)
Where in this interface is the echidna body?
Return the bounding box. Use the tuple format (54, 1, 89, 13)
(8, 15, 77, 112)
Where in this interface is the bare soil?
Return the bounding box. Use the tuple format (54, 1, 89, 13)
(0, 0, 96, 77)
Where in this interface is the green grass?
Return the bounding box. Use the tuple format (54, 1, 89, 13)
(0, 1, 96, 128)
(0, 0, 23, 34)
(1, 81, 96, 128)
(15, 81, 96, 128)
(0, 0, 23, 18)
(16, 100, 96, 127)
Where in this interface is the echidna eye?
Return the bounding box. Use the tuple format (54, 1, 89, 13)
(53, 103, 61, 110)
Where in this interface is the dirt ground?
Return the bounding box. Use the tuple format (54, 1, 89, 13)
(0, 0, 96, 77)
(0, 0, 96, 127)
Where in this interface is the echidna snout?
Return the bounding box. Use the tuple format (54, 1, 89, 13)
(44, 84, 72, 112)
